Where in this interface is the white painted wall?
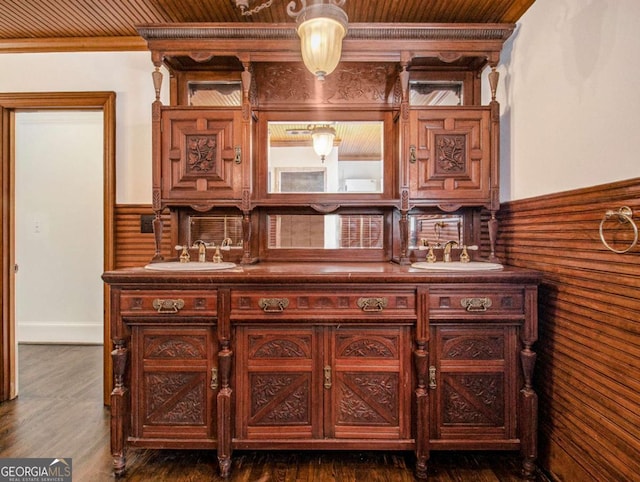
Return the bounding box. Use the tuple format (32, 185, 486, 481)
(15, 111, 103, 343)
(491, 0, 640, 201)
(0, 51, 169, 204)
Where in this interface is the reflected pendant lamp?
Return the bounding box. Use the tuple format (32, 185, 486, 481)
(288, 0, 348, 80)
(311, 125, 336, 162)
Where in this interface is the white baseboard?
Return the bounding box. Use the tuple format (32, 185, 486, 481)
(17, 321, 103, 344)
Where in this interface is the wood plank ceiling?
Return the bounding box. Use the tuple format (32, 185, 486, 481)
(0, 0, 536, 53)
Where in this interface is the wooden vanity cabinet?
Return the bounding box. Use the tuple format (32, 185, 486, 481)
(109, 288, 220, 475)
(104, 267, 540, 479)
(232, 288, 415, 448)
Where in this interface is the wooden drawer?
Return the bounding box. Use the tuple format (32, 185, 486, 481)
(428, 287, 524, 318)
(119, 290, 217, 316)
(231, 289, 415, 320)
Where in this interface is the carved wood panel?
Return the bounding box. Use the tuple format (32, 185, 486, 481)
(409, 108, 492, 206)
(236, 327, 318, 439)
(431, 325, 516, 440)
(160, 108, 242, 202)
(131, 326, 217, 441)
(253, 62, 399, 107)
(331, 327, 411, 440)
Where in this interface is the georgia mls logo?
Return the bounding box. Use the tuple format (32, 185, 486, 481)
(0, 457, 72, 482)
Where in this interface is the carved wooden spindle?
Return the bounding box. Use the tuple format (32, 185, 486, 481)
(111, 339, 129, 476)
(488, 66, 499, 103)
(414, 338, 429, 479)
(217, 339, 233, 477)
(488, 211, 499, 262)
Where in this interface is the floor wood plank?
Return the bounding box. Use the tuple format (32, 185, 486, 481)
(0, 345, 549, 481)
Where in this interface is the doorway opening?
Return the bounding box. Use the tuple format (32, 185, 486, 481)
(0, 92, 116, 404)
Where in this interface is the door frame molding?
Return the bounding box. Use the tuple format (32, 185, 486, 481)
(0, 92, 116, 403)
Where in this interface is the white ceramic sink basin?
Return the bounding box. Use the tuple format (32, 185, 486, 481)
(144, 261, 237, 271)
(411, 261, 503, 271)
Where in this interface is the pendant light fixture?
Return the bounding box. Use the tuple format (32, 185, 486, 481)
(287, 0, 348, 80)
(234, 0, 348, 81)
(310, 125, 336, 162)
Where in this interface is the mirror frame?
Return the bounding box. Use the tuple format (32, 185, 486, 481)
(254, 109, 396, 204)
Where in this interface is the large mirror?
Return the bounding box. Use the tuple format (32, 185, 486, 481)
(268, 120, 384, 194)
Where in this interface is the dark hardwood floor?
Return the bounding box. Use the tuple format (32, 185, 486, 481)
(0, 345, 550, 481)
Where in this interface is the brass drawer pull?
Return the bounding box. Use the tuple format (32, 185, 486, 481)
(357, 297, 388, 312)
(258, 297, 289, 313)
(324, 365, 332, 389)
(460, 297, 492, 312)
(210, 368, 218, 390)
(152, 298, 185, 313)
(234, 146, 242, 164)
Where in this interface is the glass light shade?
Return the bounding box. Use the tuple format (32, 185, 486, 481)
(311, 126, 336, 161)
(295, 3, 348, 80)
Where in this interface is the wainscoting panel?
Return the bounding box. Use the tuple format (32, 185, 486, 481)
(496, 178, 640, 482)
(114, 205, 172, 268)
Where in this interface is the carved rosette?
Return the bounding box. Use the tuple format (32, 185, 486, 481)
(186, 135, 217, 173)
(435, 134, 466, 174)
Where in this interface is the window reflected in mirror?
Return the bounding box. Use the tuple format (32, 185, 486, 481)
(409, 214, 463, 248)
(189, 215, 243, 247)
(267, 214, 384, 249)
(268, 121, 384, 194)
(410, 81, 463, 106)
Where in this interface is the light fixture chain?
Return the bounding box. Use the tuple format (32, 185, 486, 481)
(239, 0, 275, 16)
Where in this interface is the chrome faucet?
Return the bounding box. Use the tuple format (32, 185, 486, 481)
(443, 240, 459, 262)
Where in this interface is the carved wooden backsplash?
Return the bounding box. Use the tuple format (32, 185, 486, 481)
(496, 178, 640, 482)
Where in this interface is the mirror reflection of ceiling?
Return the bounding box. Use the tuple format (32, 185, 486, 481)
(269, 122, 382, 162)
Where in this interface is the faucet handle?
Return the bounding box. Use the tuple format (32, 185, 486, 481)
(175, 245, 190, 263)
(459, 245, 478, 263)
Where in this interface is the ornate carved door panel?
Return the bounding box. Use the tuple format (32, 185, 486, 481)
(430, 325, 517, 441)
(409, 108, 493, 207)
(235, 324, 412, 442)
(161, 108, 243, 203)
(328, 326, 412, 440)
(235, 326, 321, 440)
(131, 325, 218, 443)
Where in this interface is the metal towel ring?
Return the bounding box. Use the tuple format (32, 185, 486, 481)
(599, 206, 638, 254)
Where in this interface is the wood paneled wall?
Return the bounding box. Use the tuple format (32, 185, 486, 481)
(114, 205, 172, 268)
(496, 179, 640, 482)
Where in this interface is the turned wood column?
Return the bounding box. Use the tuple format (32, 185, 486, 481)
(110, 338, 129, 476)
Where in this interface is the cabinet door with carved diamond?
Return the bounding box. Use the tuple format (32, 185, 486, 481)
(160, 108, 244, 205)
(409, 108, 495, 209)
(430, 325, 518, 443)
(130, 325, 218, 445)
(234, 326, 322, 440)
(327, 326, 412, 441)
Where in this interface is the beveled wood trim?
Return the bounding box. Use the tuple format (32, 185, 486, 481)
(0, 92, 116, 404)
(138, 22, 514, 66)
(0, 36, 146, 53)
